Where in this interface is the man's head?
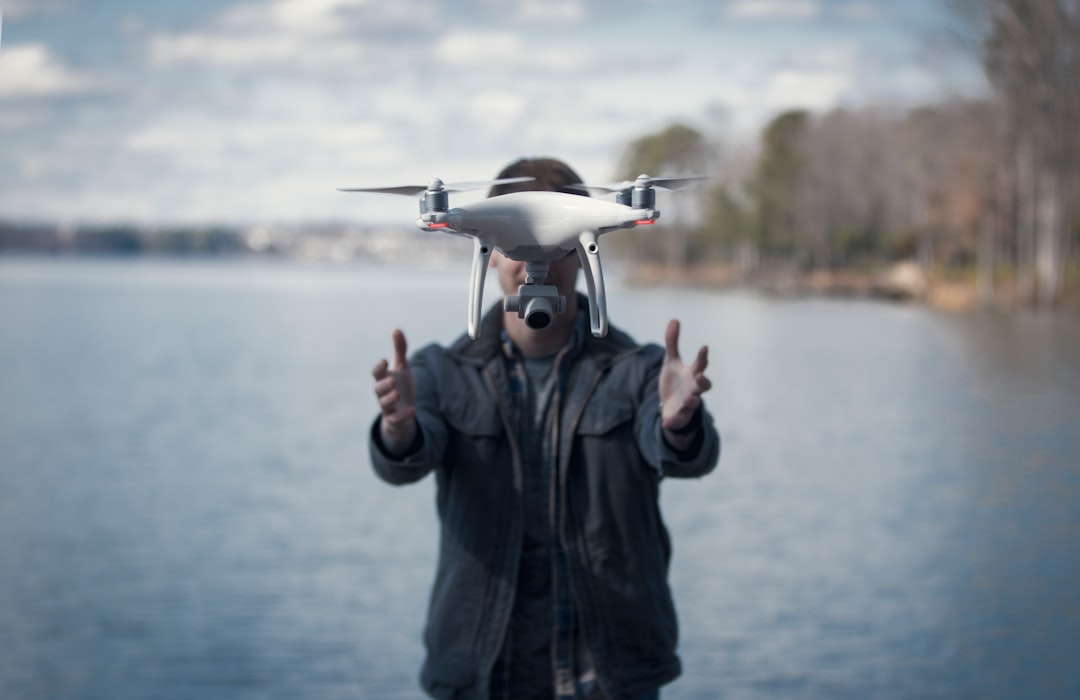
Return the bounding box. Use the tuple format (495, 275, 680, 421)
(487, 157, 588, 304)
(488, 157, 589, 198)
(490, 157, 591, 337)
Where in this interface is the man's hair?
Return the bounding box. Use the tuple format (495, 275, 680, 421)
(488, 157, 589, 198)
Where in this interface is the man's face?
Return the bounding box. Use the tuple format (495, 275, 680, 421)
(490, 251, 580, 299)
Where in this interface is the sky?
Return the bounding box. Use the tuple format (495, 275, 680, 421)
(0, 0, 986, 226)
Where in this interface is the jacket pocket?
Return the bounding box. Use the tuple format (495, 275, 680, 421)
(441, 395, 503, 437)
(576, 396, 635, 436)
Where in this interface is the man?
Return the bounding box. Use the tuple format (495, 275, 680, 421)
(370, 157, 720, 700)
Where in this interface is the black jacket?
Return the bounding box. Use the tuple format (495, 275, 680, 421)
(369, 298, 721, 700)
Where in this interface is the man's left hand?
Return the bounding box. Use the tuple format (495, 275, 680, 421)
(658, 319, 712, 435)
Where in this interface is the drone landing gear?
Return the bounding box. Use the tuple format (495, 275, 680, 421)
(465, 238, 609, 339)
(504, 262, 566, 331)
(465, 245, 568, 338)
(467, 238, 494, 339)
(576, 231, 608, 337)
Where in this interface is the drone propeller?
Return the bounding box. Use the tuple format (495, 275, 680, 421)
(569, 174, 710, 209)
(444, 177, 536, 192)
(649, 175, 711, 190)
(337, 176, 534, 196)
(571, 174, 710, 195)
(338, 184, 430, 196)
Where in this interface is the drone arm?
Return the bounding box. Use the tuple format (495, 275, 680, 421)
(576, 231, 608, 337)
(467, 237, 493, 338)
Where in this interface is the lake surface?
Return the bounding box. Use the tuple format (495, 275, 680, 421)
(1, 257, 1078, 699)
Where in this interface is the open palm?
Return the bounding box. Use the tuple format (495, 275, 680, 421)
(658, 319, 712, 432)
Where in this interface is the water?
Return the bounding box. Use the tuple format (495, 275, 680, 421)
(0, 258, 1077, 699)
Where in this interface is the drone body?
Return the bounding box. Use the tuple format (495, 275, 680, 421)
(421, 189, 659, 338)
(339, 174, 703, 338)
(426, 191, 653, 260)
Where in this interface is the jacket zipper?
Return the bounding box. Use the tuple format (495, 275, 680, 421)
(556, 366, 606, 688)
(482, 364, 526, 696)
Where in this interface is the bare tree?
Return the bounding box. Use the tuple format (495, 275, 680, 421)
(977, 0, 1080, 305)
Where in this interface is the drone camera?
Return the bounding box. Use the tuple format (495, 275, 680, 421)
(524, 298, 553, 329)
(504, 284, 566, 331)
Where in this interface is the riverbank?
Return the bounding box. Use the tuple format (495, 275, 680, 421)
(625, 261, 1080, 314)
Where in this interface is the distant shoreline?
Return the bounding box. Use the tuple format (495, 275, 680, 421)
(3, 243, 1077, 314)
(624, 261, 1080, 314)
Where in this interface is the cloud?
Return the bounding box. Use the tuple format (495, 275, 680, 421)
(146, 0, 436, 69)
(464, 91, 528, 132)
(514, 0, 586, 23)
(5, 0, 73, 20)
(0, 43, 95, 96)
(760, 43, 858, 110)
(835, 2, 880, 19)
(148, 31, 372, 68)
(0, 0, 978, 224)
(126, 120, 387, 159)
(218, 0, 371, 35)
(726, 0, 820, 20)
(799, 43, 860, 71)
(765, 68, 851, 110)
(433, 30, 589, 71)
(434, 31, 519, 66)
(0, 107, 48, 129)
(448, 0, 588, 26)
(149, 33, 301, 66)
(103, 117, 402, 222)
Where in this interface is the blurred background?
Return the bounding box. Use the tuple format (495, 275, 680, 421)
(1, 1, 1078, 698)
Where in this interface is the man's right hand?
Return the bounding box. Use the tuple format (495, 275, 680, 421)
(372, 328, 417, 454)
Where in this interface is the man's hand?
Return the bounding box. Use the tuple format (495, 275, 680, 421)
(658, 319, 712, 441)
(372, 328, 417, 454)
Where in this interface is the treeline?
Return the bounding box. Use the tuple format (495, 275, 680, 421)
(0, 222, 247, 256)
(617, 0, 1079, 308)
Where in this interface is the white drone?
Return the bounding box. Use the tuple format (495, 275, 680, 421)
(338, 173, 705, 338)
